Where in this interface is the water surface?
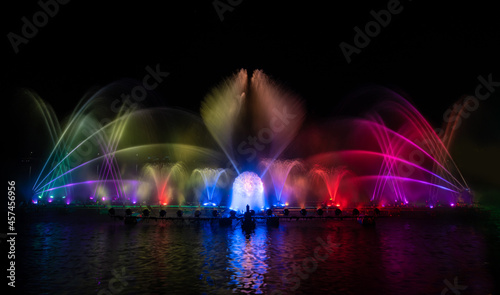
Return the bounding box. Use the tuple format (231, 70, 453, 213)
(16, 211, 498, 294)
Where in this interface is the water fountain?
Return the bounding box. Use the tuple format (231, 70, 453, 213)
(28, 83, 225, 207)
(260, 159, 303, 206)
(304, 86, 471, 207)
(200, 69, 305, 211)
(191, 168, 228, 206)
(309, 165, 351, 207)
(142, 162, 187, 205)
(22, 73, 471, 215)
(231, 171, 264, 212)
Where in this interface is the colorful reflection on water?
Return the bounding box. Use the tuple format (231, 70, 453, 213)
(16, 212, 497, 294)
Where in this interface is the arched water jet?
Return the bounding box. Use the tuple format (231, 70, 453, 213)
(142, 162, 187, 205)
(310, 166, 350, 205)
(366, 89, 470, 202)
(260, 159, 304, 206)
(191, 168, 228, 206)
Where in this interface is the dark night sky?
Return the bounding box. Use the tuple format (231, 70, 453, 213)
(3, 0, 500, 191)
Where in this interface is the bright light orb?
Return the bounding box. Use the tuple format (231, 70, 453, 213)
(230, 171, 265, 211)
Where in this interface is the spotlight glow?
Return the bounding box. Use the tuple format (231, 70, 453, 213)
(230, 171, 265, 211)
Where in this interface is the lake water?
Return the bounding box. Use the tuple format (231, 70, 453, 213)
(14, 209, 499, 294)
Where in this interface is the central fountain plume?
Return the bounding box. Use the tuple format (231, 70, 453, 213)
(231, 171, 264, 211)
(200, 70, 305, 172)
(200, 69, 305, 209)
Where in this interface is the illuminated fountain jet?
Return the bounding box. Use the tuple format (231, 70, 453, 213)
(201, 70, 304, 211)
(142, 162, 187, 205)
(302, 86, 471, 207)
(191, 168, 228, 206)
(260, 159, 304, 207)
(23, 70, 470, 209)
(28, 82, 224, 205)
(365, 88, 470, 206)
(310, 165, 351, 206)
